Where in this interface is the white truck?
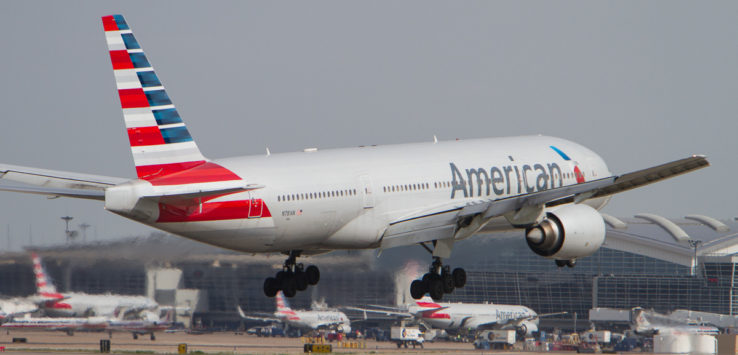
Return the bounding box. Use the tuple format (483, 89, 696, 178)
(475, 330, 516, 350)
(390, 326, 424, 349)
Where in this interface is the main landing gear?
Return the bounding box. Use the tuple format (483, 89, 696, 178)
(410, 256, 467, 301)
(263, 251, 320, 298)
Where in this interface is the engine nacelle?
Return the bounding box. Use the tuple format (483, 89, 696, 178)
(516, 320, 538, 338)
(525, 204, 605, 260)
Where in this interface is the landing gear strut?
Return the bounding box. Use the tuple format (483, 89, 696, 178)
(263, 251, 320, 298)
(410, 253, 466, 301)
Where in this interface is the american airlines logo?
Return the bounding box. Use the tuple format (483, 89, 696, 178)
(496, 309, 528, 320)
(449, 161, 565, 199)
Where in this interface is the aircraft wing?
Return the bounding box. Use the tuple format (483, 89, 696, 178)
(0, 163, 127, 201)
(344, 306, 413, 319)
(236, 306, 280, 323)
(381, 155, 708, 249)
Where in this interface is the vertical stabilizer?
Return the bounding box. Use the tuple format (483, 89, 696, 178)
(102, 15, 213, 181)
(31, 252, 62, 299)
(275, 291, 293, 313)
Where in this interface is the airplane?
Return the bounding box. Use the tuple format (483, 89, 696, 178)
(0, 314, 108, 335)
(1, 309, 172, 340)
(30, 252, 159, 317)
(349, 296, 548, 338)
(0, 14, 709, 301)
(632, 308, 719, 336)
(238, 291, 351, 334)
(106, 309, 174, 340)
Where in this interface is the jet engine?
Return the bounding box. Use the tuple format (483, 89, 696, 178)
(516, 320, 539, 338)
(524, 204, 605, 260)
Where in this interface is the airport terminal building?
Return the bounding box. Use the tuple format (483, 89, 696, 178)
(1, 213, 738, 330)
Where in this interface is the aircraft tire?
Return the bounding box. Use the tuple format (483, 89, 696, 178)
(295, 270, 308, 291)
(452, 268, 466, 288)
(306, 265, 320, 285)
(410, 280, 426, 299)
(263, 277, 279, 297)
(429, 279, 444, 301)
(442, 273, 455, 293)
(555, 259, 567, 267)
(566, 259, 576, 268)
(282, 276, 297, 297)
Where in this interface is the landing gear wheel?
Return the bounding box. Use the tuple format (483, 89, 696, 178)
(410, 280, 426, 299)
(555, 259, 567, 267)
(281, 276, 297, 298)
(566, 259, 576, 268)
(295, 270, 308, 291)
(263, 277, 279, 297)
(133, 333, 138, 340)
(150, 333, 155, 341)
(305, 265, 320, 285)
(452, 268, 466, 288)
(429, 278, 444, 301)
(441, 272, 455, 294)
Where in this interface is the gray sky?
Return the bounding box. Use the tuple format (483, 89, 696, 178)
(0, 1, 735, 250)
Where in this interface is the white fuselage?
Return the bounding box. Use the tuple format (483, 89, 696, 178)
(277, 309, 350, 332)
(116, 136, 611, 253)
(409, 300, 536, 330)
(42, 293, 158, 318)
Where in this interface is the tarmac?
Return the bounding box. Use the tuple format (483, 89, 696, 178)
(0, 329, 579, 354)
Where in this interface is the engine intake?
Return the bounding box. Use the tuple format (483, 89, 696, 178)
(525, 204, 605, 260)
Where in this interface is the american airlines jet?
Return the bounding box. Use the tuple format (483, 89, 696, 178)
(0, 15, 709, 301)
(30, 252, 158, 317)
(238, 291, 350, 333)
(351, 296, 544, 337)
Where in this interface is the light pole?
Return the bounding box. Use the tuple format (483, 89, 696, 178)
(61, 216, 73, 243)
(79, 223, 90, 243)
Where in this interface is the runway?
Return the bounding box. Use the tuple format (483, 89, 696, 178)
(0, 330, 574, 354)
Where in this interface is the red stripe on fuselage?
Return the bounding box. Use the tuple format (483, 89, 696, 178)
(157, 199, 272, 222)
(118, 88, 150, 108)
(143, 162, 241, 185)
(421, 311, 450, 319)
(416, 302, 442, 308)
(135, 161, 206, 180)
(127, 126, 165, 146)
(101, 16, 118, 31)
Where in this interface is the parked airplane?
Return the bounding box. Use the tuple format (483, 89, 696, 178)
(238, 291, 351, 333)
(30, 252, 158, 317)
(351, 296, 547, 337)
(632, 308, 719, 336)
(0, 315, 108, 334)
(1, 309, 171, 340)
(0, 14, 709, 301)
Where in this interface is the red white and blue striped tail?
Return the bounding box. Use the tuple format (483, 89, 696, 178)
(102, 15, 241, 185)
(31, 252, 63, 299)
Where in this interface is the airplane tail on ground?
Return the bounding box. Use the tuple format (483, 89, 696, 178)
(30, 252, 63, 299)
(274, 291, 293, 313)
(102, 15, 240, 185)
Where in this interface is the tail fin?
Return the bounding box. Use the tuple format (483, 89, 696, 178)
(30, 252, 62, 298)
(102, 15, 240, 185)
(275, 291, 293, 313)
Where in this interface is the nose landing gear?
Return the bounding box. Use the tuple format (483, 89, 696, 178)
(263, 251, 320, 297)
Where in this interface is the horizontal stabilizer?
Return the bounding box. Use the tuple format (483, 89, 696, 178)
(0, 163, 126, 190)
(142, 182, 264, 203)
